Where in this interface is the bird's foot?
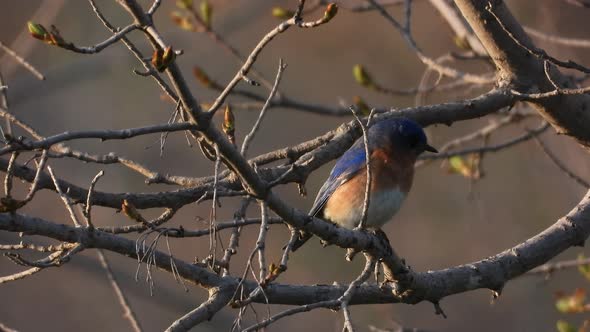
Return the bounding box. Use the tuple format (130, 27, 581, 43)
(346, 226, 372, 261)
(345, 248, 359, 261)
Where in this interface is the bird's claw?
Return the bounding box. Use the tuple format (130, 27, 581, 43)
(345, 248, 359, 261)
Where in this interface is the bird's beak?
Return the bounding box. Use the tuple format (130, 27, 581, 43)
(423, 144, 438, 153)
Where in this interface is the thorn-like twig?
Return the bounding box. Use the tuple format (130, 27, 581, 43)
(97, 249, 143, 332)
(533, 136, 590, 189)
(84, 170, 105, 229)
(240, 59, 287, 157)
(47, 165, 81, 227)
(0, 41, 45, 80)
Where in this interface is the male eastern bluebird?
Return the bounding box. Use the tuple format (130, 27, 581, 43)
(291, 117, 437, 251)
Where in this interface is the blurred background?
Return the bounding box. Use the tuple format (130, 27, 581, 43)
(1, 0, 590, 331)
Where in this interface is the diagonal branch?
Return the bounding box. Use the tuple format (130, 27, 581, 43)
(2, 187, 590, 309)
(454, 0, 590, 147)
(165, 283, 236, 332)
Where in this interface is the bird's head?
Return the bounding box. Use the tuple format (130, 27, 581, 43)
(373, 118, 438, 157)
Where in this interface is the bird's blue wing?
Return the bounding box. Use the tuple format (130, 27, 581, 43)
(309, 140, 368, 216)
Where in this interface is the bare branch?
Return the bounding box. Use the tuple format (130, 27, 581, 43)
(368, 0, 493, 84)
(147, 0, 161, 16)
(0, 122, 197, 155)
(181, 2, 277, 92)
(4, 152, 19, 198)
(0, 322, 19, 332)
(2, 187, 590, 310)
(96, 250, 143, 332)
(454, 0, 590, 146)
(533, 136, 590, 189)
(0, 242, 75, 252)
(22, 150, 48, 203)
(88, 0, 179, 102)
(56, 24, 140, 54)
(0, 89, 514, 212)
(524, 26, 590, 48)
(423, 121, 549, 160)
(7, 2, 590, 330)
(0, 41, 44, 80)
(0, 266, 42, 284)
(486, 4, 590, 74)
(349, 108, 375, 229)
(84, 170, 105, 229)
(526, 257, 590, 276)
(47, 165, 81, 227)
(166, 284, 235, 332)
(0, 250, 64, 284)
(240, 59, 286, 156)
(205, 0, 339, 115)
(427, 0, 487, 55)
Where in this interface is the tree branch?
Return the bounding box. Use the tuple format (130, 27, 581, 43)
(454, 0, 590, 147)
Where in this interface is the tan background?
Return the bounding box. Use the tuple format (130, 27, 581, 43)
(1, 0, 590, 331)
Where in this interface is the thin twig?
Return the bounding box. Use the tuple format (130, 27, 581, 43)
(526, 257, 590, 275)
(240, 59, 287, 156)
(88, 0, 179, 102)
(422, 122, 549, 160)
(280, 228, 299, 270)
(47, 165, 81, 227)
(487, 3, 590, 74)
(4, 152, 19, 198)
(206, 0, 337, 115)
(208, 145, 221, 268)
(416, 112, 535, 166)
(220, 199, 251, 276)
(84, 170, 105, 229)
(368, 0, 492, 84)
(510, 85, 590, 99)
(0, 242, 76, 252)
(22, 150, 48, 203)
(55, 24, 140, 54)
(183, 4, 276, 92)
(349, 108, 376, 229)
(147, 0, 161, 16)
(339, 255, 376, 332)
(0, 122, 197, 155)
(96, 249, 143, 332)
(102, 216, 282, 237)
(524, 26, 590, 48)
(0, 322, 20, 332)
(0, 250, 65, 284)
(533, 136, 590, 189)
(0, 266, 42, 284)
(257, 202, 270, 283)
(243, 255, 376, 332)
(0, 71, 9, 136)
(0, 41, 45, 80)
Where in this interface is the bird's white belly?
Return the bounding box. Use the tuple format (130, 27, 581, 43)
(324, 188, 406, 229)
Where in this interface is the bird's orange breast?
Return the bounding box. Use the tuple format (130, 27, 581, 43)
(322, 147, 415, 229)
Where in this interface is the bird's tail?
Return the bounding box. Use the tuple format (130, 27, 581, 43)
(290, 230, 313, 252)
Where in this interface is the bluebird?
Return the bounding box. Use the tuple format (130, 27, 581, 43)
(291, 117, 437, 251)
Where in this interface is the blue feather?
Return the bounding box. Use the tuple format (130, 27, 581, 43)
(309, 139, 367, 216)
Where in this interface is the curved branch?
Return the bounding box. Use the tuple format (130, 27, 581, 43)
(0, 122, 197, 155)
(252, 188, 590, 304)
(166, 284, 235, 332)
(0, 89, 514, 210)
(0, 212, 224, 288)
(57, 24, 140, 54)
(2, 188, 590, 307)
(454, 0, 590, 147)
